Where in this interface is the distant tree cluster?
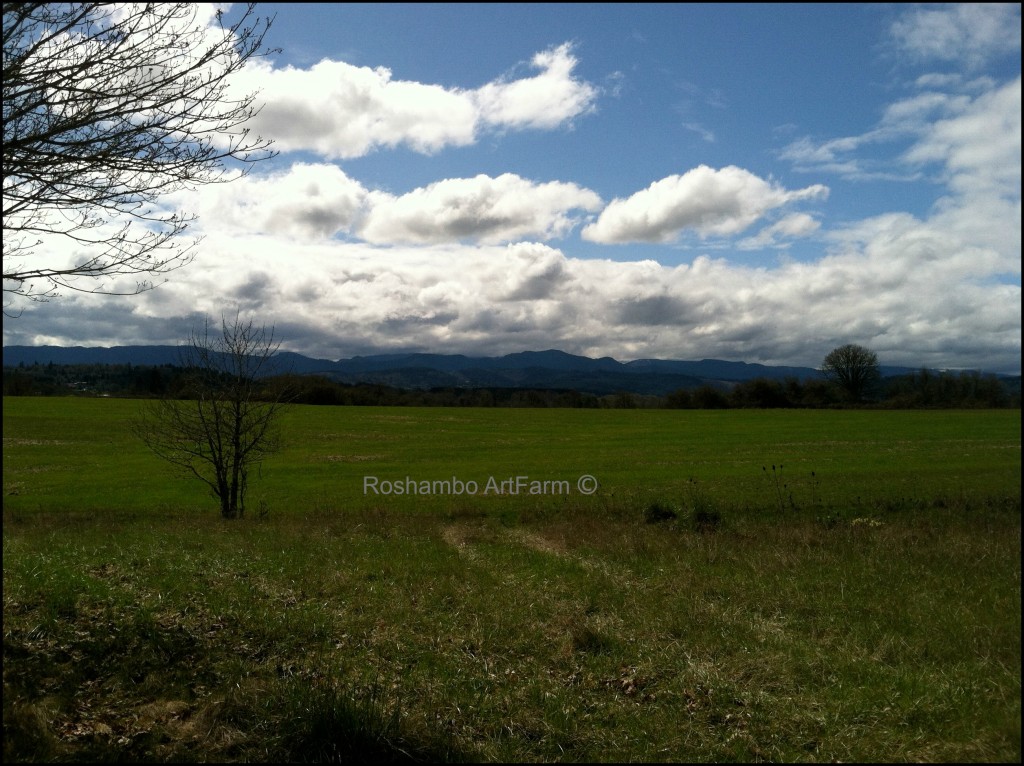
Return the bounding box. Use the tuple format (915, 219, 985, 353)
(2, 361, 180, 396)
(665, 378, 838, 409)
(883, 369, 1015, 408)
(669, 372, 1016, 409)
(273, 375, 612, 408)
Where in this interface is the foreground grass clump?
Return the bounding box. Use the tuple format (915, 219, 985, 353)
(4, 498, 1020, 763)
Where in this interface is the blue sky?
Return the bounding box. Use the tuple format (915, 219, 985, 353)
(5, 3, 1021, 373)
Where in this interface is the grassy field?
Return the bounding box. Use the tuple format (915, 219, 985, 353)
(3, 397, 1021, 762)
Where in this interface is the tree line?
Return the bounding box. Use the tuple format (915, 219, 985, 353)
(4, 362, 1018, 409)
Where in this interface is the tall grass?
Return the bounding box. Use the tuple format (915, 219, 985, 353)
(5, 499, 1020, 762)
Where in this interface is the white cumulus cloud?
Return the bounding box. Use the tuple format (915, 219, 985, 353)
(237, 43, 598, 160)
(359, 173, 603, 245)
(581, 165, 828, 244)
(176, 166, 603, 247)
(181, 163, 368, 241)
(902, 76, 1021, 201)
(890, 3, 1021, 70)
(473, 43, 599, 130)
(737, 213, 821, 250)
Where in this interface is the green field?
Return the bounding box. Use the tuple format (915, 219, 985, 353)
(3, 397, 1021, 762)
(4, 397, 1020, 515)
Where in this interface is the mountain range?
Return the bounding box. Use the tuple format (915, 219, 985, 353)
(2, 345, 942, 396)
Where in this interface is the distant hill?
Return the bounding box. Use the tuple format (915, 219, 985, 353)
(0, 344, 947, 397)
(3, 345, 186, 367)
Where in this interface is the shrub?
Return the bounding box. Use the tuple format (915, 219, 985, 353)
(644, 501, 678, 524)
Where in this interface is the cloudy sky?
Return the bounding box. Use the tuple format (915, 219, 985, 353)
(5, 3, 1021, 373)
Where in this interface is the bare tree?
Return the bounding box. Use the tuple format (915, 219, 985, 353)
(136, 314, 289, 519)
(821, 343, 881, 403)
(3, 3, 276, 304)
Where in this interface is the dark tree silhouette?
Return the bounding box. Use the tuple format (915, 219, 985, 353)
(3, 3, 276, 304)
(821, 343, 881, 403)
(135, 314, 289, 519)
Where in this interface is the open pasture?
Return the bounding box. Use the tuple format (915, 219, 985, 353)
(3, 397, 1020, 516)
(3, 397, 1021, 762)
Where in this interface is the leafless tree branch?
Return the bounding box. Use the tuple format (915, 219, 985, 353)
(3, 3, 277, 306)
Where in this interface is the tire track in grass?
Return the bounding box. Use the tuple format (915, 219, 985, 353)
(503, 528, 636, 588)
(440, 524, 484, 564)
(440, 524, 635, 587)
